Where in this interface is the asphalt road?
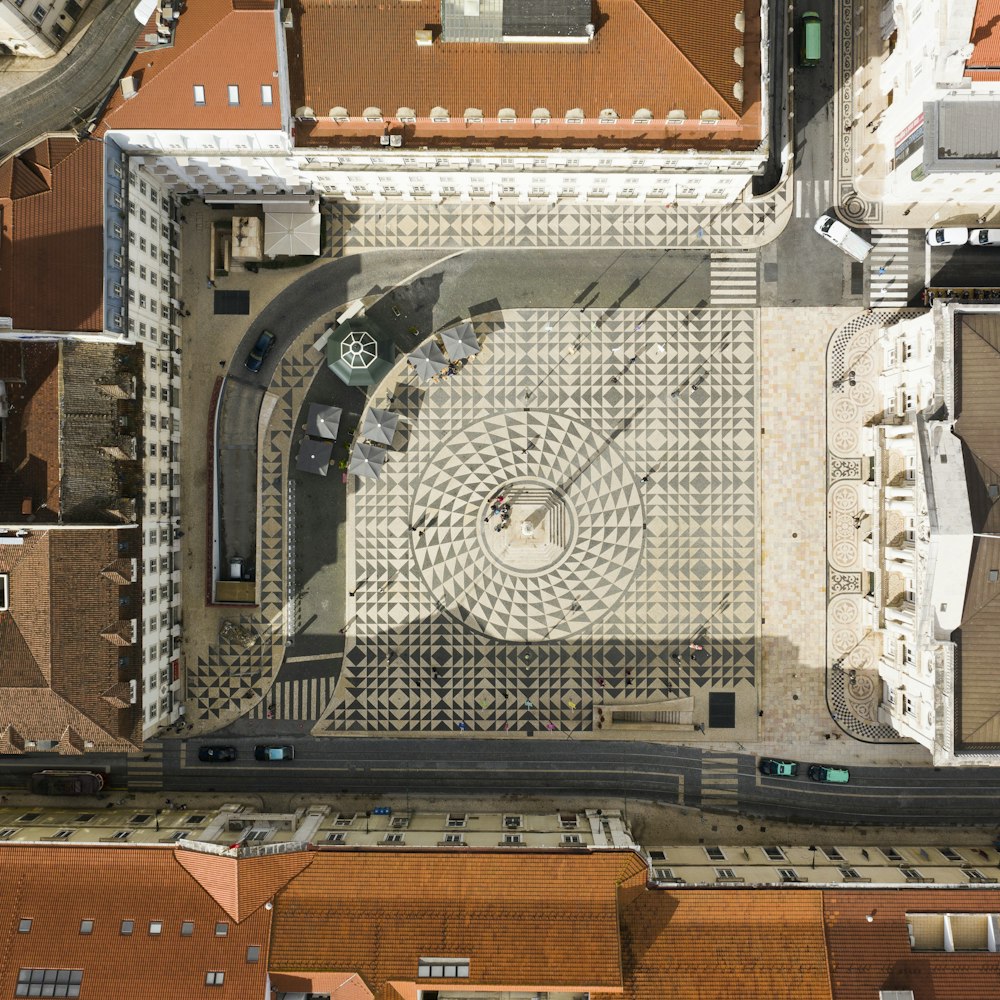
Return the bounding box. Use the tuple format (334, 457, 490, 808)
(0, 0, 138, 158)
(4, 739, 1000, 827)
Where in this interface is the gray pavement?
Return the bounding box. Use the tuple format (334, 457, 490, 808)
(0, 0, 138, 157)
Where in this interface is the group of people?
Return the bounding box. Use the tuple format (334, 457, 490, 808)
(431, 359, 465, 383)
(484, 493, 512, 532)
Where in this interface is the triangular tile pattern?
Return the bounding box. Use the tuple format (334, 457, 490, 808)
(323, 308, 758, 734)
(324, 188, 790, 254)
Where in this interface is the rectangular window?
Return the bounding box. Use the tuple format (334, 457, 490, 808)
(120, 920, 134, 935)
(881, 847, 903, 862)
(839, 867, 861, 880)
(193, 85, 205, 105)
(227, 84, 240, 105)
(215, 923, 228, 937)
(418, 959, 470, 978)
(561, 833, 582, 845)
(940, 848, 963, 862)
(246, 946, 260, 963)
(763, 847, 785, 861)
(18, 919, 31, 933)
(325, 832, 346, 844)
(334, 814, 355, 827)
(181, 921, 194, 936)
(52, 829, 73, 840)
(383, 833, 404, 844)
(715, 868, 737, 880)
(446, 813, 466, 828)
(443, 833, 464, 844)
(16, 970, 83, 998)
(777, 868, 799, 882)
(261, 84, 273, 105)
(31, 4, 45, 20)
(965, 869, 988, 882)
(503, 833, 522, 844)
(205, 972, 225, 986)
(79, 920, 93, 935)
(149, 921, 162, 935)
(821, 846, 844, 861)
(901, 867, 923, 881)
(704, 846, 726, 861)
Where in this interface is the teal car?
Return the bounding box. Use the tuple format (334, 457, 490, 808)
(808, 764, 850, 783)
(759, 758, 798, 777)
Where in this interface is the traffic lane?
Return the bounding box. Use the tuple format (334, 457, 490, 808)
(0, 754, 129, 790)
(928, 243, 1000, 287)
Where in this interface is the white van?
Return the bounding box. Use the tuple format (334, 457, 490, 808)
(813, 214, 873, 261)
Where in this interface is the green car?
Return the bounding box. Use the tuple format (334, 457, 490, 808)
(808, 764, 850, 783)
(759, 758, 798, 777)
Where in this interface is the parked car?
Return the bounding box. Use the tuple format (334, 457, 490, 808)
(808, 764, 850, 783)
(813, 215, 872, 261)
(28, 770, 105, 795)
(968, 229, 1000, 246)
(759, 758, 798, 777)
(926, 227, 969, 246)
(244, 330, 276, 373)
(254, 744, 294, 761)
(198, 745, 237, 763)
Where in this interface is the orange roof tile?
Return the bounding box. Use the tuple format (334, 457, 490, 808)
(966, 0, 1000, 80)
(288, 0, 761, 149)
(176, 848, 316, 921)
(0, 137, 104, 333)
(0, 845, 272, 999)
(824, 888, 1000, 1000)
(269, 849, 647, 998)
(594, 888, 832, 1000)
(99, 0, 282, 133)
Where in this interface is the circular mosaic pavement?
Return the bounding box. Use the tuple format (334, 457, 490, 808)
(409, 410, 644, 642)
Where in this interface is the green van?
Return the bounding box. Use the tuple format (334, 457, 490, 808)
(800, 11, 822, 66)
(808, 764, 850, 784)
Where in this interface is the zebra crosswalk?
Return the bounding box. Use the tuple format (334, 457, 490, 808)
(709, 252, 759, 306)
(697, 753, 741, 811)
(794, 178, 832, 219)
(248, 677, 335, 720)
(869, 229, 911, 307)
(127, 740, 163, 791)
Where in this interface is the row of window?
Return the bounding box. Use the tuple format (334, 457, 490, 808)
(652, 865, 995, 884)
(192, 83, 272, 106)
(692, 846, 972, 864)
(330, 812, 578, 829)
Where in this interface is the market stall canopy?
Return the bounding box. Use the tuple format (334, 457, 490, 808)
(407, 340, 447, 381)
(264, 201, 321, 258)
(326, 317, 394, 387)
(295, 437, 334, 476)
(440, 321, 479, 360)
(349, 441, 387, 479)
(361, 407, 399, 447)
(306, 402, 342, 440)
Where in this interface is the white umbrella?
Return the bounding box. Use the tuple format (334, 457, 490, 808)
(440, 321, 479, 360)
(361, 408, 399, 447)
(349, 441, 387, 479)
(407, 340, 447, 381)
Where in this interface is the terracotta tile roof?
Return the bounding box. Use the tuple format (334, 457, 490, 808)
(591, 888, 832, 1000)
(269, 849, 647, 997)
(953, 312, 1000, 748)
(824, 888, 1000, 999)
(966, 0, 1000, 80)
(176, 848, 316, 921)
(0, 528, 142, 752)
(288, 0, 761, 149)
(0, 137, 104, 333)
(98, 0, 281, 133)
(0, 845, 272, 999)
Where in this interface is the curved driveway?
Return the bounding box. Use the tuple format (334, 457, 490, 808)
(0, 0, 139, 158)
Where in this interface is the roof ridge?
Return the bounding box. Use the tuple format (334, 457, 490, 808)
(629, 0, 740, 114)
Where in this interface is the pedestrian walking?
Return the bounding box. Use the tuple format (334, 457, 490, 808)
(689, 643, 704, 651)
(640, 474, 650, 484)
(877, 265, 886, 276)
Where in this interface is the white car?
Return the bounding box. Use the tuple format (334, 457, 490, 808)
(813, 214, 872, 261)
(926, 227, 969, 246)
(968, 229, 1000, 246)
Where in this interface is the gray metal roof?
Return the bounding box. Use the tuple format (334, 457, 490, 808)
(924, 99, 1000, 172)
(441, 0, 590, 43)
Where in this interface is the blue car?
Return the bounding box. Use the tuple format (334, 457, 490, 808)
(244, 330, 276, 373)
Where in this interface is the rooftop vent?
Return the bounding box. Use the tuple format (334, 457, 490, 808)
(120, 74, 138, 99)
(415, 28, 433, 46)
(0, 572, 8, 612)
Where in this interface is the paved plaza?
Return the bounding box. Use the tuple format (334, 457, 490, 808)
(317, 308, 759, 734)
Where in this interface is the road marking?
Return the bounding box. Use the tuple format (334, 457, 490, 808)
(710, 252, 759, 306)
(794, 179, 831, 219)
(697, 754, 741, 810)
(127, 740, 164, 791)
(868, 229, 911, 307)
(285, 652, 339, 664)
(248, 677, 336, 720)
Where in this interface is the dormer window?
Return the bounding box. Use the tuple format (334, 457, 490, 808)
(261, 85, 273, 106)
(193, 85, 205, 106)
(227, 84, 240, 105)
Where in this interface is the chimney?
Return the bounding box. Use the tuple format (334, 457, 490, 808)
(120, 74, 139, 99)
(415, 28, 432, 46)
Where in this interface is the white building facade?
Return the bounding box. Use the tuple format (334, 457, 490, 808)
(0, 0, 89, 56)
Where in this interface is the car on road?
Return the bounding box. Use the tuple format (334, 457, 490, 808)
(244, 330, 276, 373)
(813, 215, 872, 261)
(198, 745, 237, 763)
(808, 763, 850, 783)
(968, 229, 1000, 246)
(254, 744, 294, 761)
(28, 770, 105, 795)
(759, 758, 798, 777)
(926, 226, 969, 246)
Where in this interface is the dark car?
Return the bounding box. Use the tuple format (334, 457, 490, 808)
(254, 744, 294, 761)
(29, 770, 105, 795)
(198, 745, 237, 763)
(244, 330, 276, 373)
(758, 758, 799, 777)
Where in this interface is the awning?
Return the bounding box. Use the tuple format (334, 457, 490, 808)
(264, 206, 321, 258)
